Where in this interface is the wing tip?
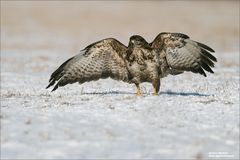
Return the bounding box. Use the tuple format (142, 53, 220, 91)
(51, 84, 58, 92)
(201, 62, 215, 74)
(200, 48, 217, 62)
(196, 41, 215, 53)
(46, 84, 51, 89)
(198, 67, 207, 77)
(46, 79, 55, 89)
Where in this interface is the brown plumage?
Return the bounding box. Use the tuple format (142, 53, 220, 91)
(46, 38, 129, 92)
(46, 32, 217, 95)
(125, 35, 161, 95)
(150, 32, 217, 78)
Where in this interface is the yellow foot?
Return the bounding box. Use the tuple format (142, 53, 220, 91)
(136, 91, 142, 96)
(135, 85, 141, 96)
(153, 88, 158, 96)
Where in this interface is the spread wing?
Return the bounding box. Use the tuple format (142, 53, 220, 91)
(151, 32, 217, 77)
(46, 38, 129, 91)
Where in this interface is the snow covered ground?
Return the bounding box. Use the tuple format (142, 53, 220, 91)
(1, 49, 239, 159)
(1, 1, 239, 159)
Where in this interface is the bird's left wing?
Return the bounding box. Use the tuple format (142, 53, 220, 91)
(151, 32, 217, 77)
(46, 38, 129, 91)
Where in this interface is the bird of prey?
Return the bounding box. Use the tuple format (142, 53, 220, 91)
(46, 32, 217, 95)
(125, 35, 161, 95)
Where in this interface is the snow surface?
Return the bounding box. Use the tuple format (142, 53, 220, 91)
(1, 50, 239, 159)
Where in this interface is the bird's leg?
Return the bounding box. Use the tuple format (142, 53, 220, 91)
(152, 78, 160, 96)
(135, 84, 141, 96)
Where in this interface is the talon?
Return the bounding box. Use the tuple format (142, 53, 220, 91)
(153, 88, 158, 96)
(152, 78, 160, 96)
(136, 91, 142, 96)
(135, 84, 142, 96)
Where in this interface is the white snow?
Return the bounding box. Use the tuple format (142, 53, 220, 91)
(1, 50, 239, 159)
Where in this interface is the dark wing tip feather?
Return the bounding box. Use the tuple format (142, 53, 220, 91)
(196, 41, 215, 53)
(201, 55, 215, 67)
(200, 48, 217, 62)
(198, 67, 207, 77)
(46, 57, 74, 90)
(196, 41, 216, 75)
(51, 84, 59, 92)
(49, 57, 74, 82)
(46, 80, 55, 89)
(200, 62, 214, 74)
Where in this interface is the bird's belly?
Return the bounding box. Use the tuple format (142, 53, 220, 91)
(132, 67, 155, 82)
(128, 61, 159, 83)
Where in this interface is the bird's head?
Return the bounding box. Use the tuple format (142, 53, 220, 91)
(128, 35, 150, 49)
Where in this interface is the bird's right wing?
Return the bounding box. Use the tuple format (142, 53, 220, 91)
(46, 38, 129, 91)
(151, 32, 217, 77)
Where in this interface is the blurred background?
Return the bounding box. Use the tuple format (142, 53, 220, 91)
(1, 1, 239, 54)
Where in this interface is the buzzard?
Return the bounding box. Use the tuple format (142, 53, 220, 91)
(46, 32, 217, 95)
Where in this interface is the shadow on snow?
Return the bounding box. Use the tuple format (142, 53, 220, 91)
(161, 91, 211, 97)
(80, 90, 212, 97)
